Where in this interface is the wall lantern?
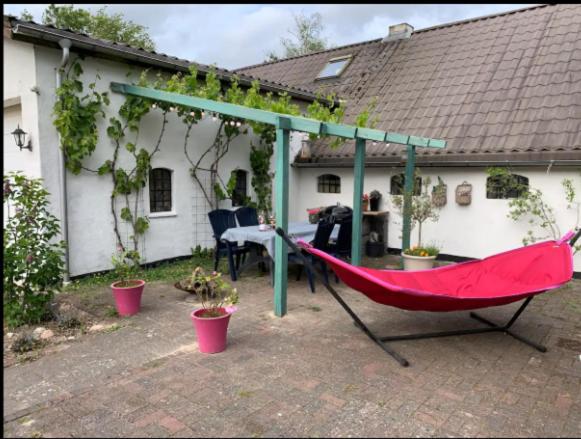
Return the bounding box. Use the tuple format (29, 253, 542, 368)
(11, 125, 32, 151)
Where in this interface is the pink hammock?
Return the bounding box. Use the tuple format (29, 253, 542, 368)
(297, 233, 574, 312)
(276, 228, 579, 367)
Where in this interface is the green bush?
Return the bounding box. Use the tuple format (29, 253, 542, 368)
(3, 172, 65, 327)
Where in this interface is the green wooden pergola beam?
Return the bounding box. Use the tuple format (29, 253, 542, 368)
(110, 83, 446, 147)
(110, 81, 446, 317)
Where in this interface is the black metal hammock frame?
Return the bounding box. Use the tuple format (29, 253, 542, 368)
(275, 228, 580, 367)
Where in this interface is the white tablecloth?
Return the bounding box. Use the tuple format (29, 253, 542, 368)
(220, 221, 339, 258)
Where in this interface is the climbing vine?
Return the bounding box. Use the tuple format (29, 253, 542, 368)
(54, 58, 375, 266)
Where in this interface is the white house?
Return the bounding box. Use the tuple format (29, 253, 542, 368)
(237, 4, 581, 272)
(2, 14, 311, 278)
(4, 5, 581, 277)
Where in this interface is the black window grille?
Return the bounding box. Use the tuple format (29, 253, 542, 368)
(149, 168, 172, 213)
(486, 174, 529, 199)
(232, 169, 248, 207)
(390, 174, 421, 196)
(317, 174, 341, 193)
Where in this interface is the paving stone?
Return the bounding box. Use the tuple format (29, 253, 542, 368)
(3, 278, 581, 437)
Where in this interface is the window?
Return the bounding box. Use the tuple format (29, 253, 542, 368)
(317, 174, 341, 193)
(231, 169, 248, 207)
(149, 168, 172, 213)
(390, 174, 421, 196)
(316, 56, 352, 79)
(486, 174, 529, 199)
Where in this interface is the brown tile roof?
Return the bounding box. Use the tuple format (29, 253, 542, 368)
(237, 4, 581, 165)
(3, 15, 325, 104)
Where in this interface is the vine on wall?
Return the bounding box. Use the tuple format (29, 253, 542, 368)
(54, 59, 375, 264)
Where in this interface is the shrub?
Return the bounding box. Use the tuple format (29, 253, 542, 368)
(3, 172, 65, 327)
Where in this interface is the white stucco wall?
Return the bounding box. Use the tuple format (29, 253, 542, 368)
(291, 166, 581, 271)
(3, 38, 41, 177)
(32, 45, 262, 276)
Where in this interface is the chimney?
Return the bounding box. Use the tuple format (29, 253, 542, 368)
(382, 23, 414, 43)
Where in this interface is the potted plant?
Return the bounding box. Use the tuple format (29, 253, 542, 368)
(110, 248, 145, 316)
(369, 190, 382, 211)
(401, 245, 440, 270)
(392, 176, 442, 270)
(362, 193, 370, 211)
(188, 267, 239, 354)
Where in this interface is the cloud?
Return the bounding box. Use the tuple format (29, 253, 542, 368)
(3, 3, 536, 69)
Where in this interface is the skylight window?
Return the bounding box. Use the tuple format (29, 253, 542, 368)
(316, 56, 352, 79)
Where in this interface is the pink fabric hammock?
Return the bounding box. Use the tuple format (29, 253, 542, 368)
(297, 233, 575, 312)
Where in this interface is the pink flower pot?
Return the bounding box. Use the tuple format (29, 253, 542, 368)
(111, 280, 145, 316)
(191, 308, 232, 354)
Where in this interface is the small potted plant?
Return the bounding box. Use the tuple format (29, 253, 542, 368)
(110, 248, 145, 316)
(401, 245, 440, 270)
(391, 175, 442, 270)
(362, 193, 370, 211)
(369, 190, 382, 211)
(189, 267, 239, 354)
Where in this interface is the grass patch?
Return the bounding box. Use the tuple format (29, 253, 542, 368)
(102, 323, 121, 333)
(64, 255, 219, 294)
(104, 307, 119, 318)
(308, 306, 322, 312)
(238, 390, 254, 398)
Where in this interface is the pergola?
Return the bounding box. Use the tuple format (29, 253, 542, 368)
(111, 82, 446, 316)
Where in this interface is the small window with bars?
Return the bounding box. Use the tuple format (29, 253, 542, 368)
(317, 174, 341, 193)
(231, 169, 248, 207)
(149, 168, 172, 213)
(390, 174, 421, 196)
(486, 174, 529, 199)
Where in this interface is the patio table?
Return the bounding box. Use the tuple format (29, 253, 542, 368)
(220, 221, 339, 282)
(221, 221, 338, 259)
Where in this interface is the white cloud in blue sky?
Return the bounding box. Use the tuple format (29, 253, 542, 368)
(4, 4, 536, 69)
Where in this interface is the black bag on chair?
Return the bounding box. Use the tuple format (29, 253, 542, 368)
(320, 204, 353, 224)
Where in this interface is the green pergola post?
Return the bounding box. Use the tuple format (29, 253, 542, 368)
(274, 117, 290, 317)
(351, 138, 366, 266)
(402, 144, 416, 252)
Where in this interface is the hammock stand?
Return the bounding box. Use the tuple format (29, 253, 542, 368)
(275, 228, 579, 367)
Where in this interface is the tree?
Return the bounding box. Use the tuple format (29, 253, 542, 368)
(266, 12, 330, 61)
(21, 4, 155, 51)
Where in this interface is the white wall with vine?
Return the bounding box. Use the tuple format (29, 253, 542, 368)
(32, 45, 263, 276)
(292, 166, 581, 271)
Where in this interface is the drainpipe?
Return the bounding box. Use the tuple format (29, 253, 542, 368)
(56, 38, 72, 283)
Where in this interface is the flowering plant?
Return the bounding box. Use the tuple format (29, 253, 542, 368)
(185, 267, 239, 318)
(362, 193, 370, 201)
(403, 245, 440, 257)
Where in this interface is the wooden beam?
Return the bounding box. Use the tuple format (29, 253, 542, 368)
(401, 145, 416, 252)
(351, 138, 366, 266)
(274, 118, 290, 317)
(110, 82, 446, 148)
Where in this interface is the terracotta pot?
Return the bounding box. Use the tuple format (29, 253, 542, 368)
(191, 308, 232, 354)
(401, 253, 437, 271)
(362, 200, 369, 211)
(111, 280, 145, 316)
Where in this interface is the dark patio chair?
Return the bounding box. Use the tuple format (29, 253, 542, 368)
(293, 217, 336, 292)
(234, 206, 259, 226)
(208, 209, 250, 281)
(327, 219, 352, 283)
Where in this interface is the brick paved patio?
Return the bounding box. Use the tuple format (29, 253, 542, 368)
(4, 269, 581, 437)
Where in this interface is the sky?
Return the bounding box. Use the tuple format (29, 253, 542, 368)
(4, 4, 536, 69)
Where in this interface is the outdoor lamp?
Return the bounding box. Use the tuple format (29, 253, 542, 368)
(11, 125, 32, 151)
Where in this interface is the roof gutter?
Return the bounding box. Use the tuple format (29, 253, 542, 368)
(293, 159, 581, 168)
(56, 37, 72, 283)
(10, 20, 329, 105)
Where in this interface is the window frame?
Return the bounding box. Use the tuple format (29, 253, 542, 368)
(390, 174, 421, 196)
(317, 174, 341, 194)
(148, 167, 175, 217)
(486, 174, 529, 199)
(231, 169, 248, 207)
(315, 55, 352, 80)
